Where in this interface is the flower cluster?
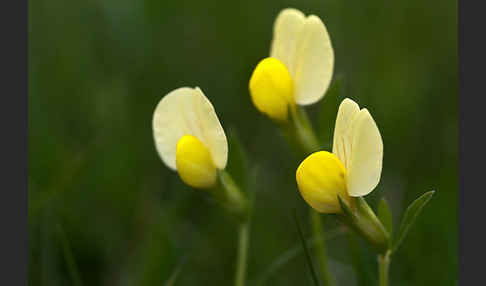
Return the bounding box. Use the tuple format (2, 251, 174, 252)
(151, 7, 433, 286)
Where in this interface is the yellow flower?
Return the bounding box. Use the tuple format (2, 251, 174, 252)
(152, 87, 228, 189)
(296, 98, 383, 213)
(249, 8, 334, 121)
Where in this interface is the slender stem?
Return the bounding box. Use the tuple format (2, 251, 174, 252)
(378, 251, 391, 286)
(284, 106, 321, 157)
(214, 170, 251, 286)
(235, 222, 250, 286)
(215, 170, 248, 221)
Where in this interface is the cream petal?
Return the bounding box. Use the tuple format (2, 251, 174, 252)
(292, 15, 334, 105)
(346, 108, 383, 197)
(332, 98, 360, 169)
(152, 87, 228, 170)
(270, 8, 306, 74)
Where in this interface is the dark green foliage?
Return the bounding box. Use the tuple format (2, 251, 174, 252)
(378, 198, 393, 241)
(393, 191, 435, 253)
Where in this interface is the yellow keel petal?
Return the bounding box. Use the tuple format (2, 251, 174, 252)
(176, 135, 217, 189)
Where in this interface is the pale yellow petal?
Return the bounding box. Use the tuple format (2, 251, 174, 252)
(152, 87, 228, 170)
(346, 109, 383, 197)
(292, 15, 334, 105)
(192, 87, 228, 170)
(270, 8, 305, 74)
(332, 98, 360, 169)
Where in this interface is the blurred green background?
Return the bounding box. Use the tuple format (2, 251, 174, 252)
(28, 0, 457, 285)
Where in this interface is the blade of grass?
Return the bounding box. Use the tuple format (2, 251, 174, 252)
(56, 222, 83, 286)
(293, 209, 320, 286)
(165, 255, 188, 286)
(253, 227, 345, 286)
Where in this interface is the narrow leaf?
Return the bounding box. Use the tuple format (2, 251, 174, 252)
(377, 198, 393, 239)
(393, 191, 435, 252)
(225, 127, 249, 191)
(293, 209, 320, 286)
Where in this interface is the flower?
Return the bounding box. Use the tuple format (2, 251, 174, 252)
(152, 87, 228, 189)
(296, 98, 383, 213)
(249, 8, 334, 121)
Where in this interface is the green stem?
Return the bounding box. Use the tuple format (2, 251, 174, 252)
(282, 106, 321, 157)
(311, 210, 334, 286)
(214, 170, 248, 222)
(235, 222, 250, 286)
(378, 251, 391, 286)
(211, 171, 251, 286)
(212, 171, 251, 286)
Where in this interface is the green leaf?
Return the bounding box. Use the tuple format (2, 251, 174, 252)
(293, 209, 321, 286)
(318, 77, 343, 149)
(377, 198, 393, 240)
(225, 126, 249, 191)
(392, 191, 435, 253)
(225, 126, 261, 219)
